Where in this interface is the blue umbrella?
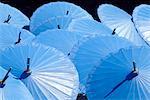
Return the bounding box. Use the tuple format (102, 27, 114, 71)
(68, 19, 113, 36)
(0, 2, 29, 28)
(30, 1, 93, 35)
(0, 24, 35, 50)
(70, 35, 133, 92)
(34, 29, 80, 55)
(97, 4, 146, 46)
(86, 46, 150, 100)
(133, 4, 150, 45)
(0, 67, 33, 99)
(0, 43, 79, 100)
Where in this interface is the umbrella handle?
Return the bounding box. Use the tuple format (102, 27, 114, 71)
(0, 68, 11, 88)
(3, 14, 11, 23)
(57, 25, 61, 29)
(27, 58, 30, 71)
(14, 32, 21, 45)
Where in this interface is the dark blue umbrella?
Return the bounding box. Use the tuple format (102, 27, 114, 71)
(70, 35, 133, 92)
(86, 46, 150, 100)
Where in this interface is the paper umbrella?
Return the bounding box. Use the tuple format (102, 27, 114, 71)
(0, 43, 79, 100)
(0, 67, 33, 99)
(86, 46, 150, 100)
(30, 1, 93, 35)
(0, 2, 29, 28)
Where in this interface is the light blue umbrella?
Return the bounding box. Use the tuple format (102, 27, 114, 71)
(31, 16, 73, 35)
(30, 1, 93, 35)
(69, 35, 133, 92)
(0, 67, 33, 99)
(0, 24, 35, 50)
(133, 4, 150, 45)
(68, 19, 113, 36)
(0, 2, 29, 28)
(97, 4, 146, 46)
(86, 46, 150, 100)
(34, 29, 80, 55)
(0, 43, 79, 100)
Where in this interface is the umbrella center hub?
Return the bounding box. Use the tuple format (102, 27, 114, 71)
(0, 81, 5, 88)
(19, 69, 32, 80)
(126, 68, 139, 81)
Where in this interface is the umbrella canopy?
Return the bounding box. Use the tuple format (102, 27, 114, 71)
(0, 43, 79, 100)
(86, 46, 150, 100)
(68, 19, 113, 36)
(0, 24, 35, 50)
(34, 29, 80, 55)
(30, 1, 93, 35)
(0, 2, 29, 28)
(97, 4, 145, 46)
(133, 4, 150, 45)
(31, 16, 73, 35)
(70, 35, 133, 92)
(0, 67, 33, 100)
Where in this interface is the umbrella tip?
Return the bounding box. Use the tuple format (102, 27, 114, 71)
(66, 10, 69, 15)
(112, 28, 116, 35)
(125, 61, 139, 80)
(3, 14, 11, 24)
(57, 25, 61, 29)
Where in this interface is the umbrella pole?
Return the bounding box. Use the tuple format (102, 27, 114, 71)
(0, 68, 11, 88)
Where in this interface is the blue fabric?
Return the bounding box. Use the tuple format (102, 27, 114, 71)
(0, 67, 33, 100)
(86, 46, 150, 100)
(0, 43, 79, 100)
(0, 24, 35, 50)
(133, 4, 150, 46)
(70, 35, 133, 92)
(0, 2, 29, 28)
(34, 29, 81, 55)
(30, 1, 93, 35)
(68, 19, 113, 37)
(98, 4, 146, 46)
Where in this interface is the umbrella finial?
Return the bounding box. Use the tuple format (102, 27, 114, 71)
(131, 17, 134, 22)
(19, 58, 32, 80)
(3, 14, 11, 23)
(112, 28, 116, 35)
(0, 68, 11, 88)
(125, 61, 139, 80)
(57, 25, 61, 29)
(133, 61, 136, 71)
(14, 32, 21, 45)
(66, 11, 69, 15)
